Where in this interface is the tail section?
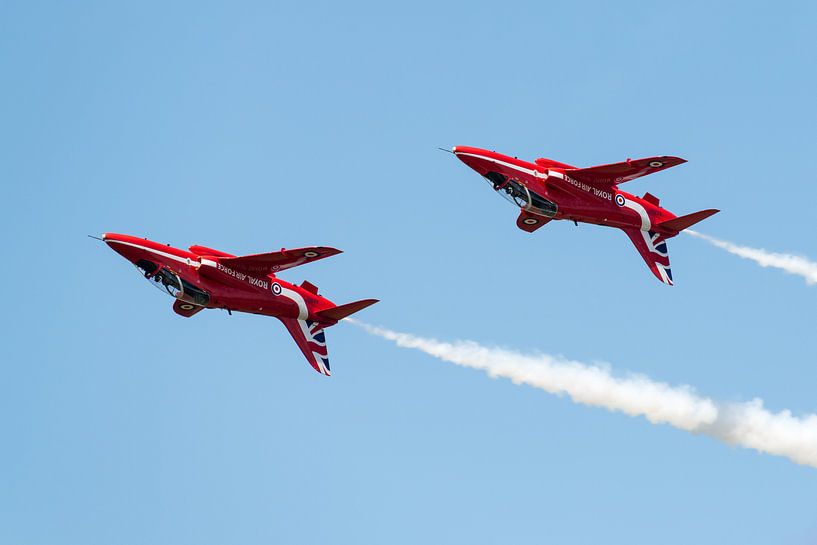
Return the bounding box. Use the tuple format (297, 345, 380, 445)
(315, 299, 379, 323)
(278, 299, 377, 376)
(622, 227, 673, 286)
(659, 209, 719, 234)
(279, 317, 331, 376)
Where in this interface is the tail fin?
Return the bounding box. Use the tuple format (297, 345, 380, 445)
(659, 209, 719, 234)
(279, 317, 331, 376)
(622, 227, 674, 286)
(315, 299, 379, 323)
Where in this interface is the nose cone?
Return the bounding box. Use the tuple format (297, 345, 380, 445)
(452, 145, 495, 176)
(101, 232, 140, 262)
(102, 232, 123, 250)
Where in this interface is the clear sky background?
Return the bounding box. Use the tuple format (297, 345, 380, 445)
(3, 1, 817, 543)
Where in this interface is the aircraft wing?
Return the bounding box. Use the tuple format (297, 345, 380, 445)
(566, 156, 686, 186)
(218, 246, 342, 275)
(516, 209, 551, 233)
(172, 299, 206, 317)
(622, 227, 674, 286)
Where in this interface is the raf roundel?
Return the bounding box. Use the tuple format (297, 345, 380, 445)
(649, 161, 664, 168)
(271, 282, 282, 296)
(615, 194, 626, 207)
(523, 218, 538, 225)
(303, 251, 319, 258)
(180, 303, 195, 311)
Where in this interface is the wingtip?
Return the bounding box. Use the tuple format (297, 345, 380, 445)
(662, 156, 687, 166)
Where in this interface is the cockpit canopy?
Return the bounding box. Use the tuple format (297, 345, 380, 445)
(135, 259, 210, 306)
(484, 172, 557, 218)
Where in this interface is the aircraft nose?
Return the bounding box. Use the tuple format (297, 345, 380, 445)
(452, 146, 493, 175)
(101, 233, 120, 248)
(100, 233, 130, 257)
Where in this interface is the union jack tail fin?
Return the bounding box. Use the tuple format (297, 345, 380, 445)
(278, 317, 331, 376)
(622, 227, 674, 286)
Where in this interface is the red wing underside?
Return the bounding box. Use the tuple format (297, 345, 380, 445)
(516, 209, 551, 233)
(567, 156, 686, 186)
(279, 317, 331, 376)
(173, 299, 205, 317)
(622, 227, 674, 286)
(219, 246, 342, 275)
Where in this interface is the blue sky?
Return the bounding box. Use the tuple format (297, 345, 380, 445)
(3, 1, 817, 543)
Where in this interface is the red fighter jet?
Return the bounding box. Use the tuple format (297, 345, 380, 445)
(452, 146, 719, 285)
(99, 233, 378, 376)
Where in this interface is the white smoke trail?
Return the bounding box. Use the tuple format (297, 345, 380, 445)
(351, 320, 817, 468)
(686, 229, 817, 285)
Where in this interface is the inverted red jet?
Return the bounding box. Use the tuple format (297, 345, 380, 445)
(100, 233, 378, 375)
(452, 146, 719, 285)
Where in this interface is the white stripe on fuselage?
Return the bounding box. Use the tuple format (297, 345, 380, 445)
(623, 197, 657, 257)
(281, 287, 308, 320)
(621, 198, 650, 231)
(454, 152, 539, 177)
(106, 239, 195, 266)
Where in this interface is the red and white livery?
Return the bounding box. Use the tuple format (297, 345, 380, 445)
(452, 146, 719, 285)
(101, 233, 378, 375)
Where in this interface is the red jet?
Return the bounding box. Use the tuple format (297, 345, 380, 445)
(100, 233, 378, 376)
(452, 146, 719, 285)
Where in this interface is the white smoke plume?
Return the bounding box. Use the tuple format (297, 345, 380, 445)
(351, 320, 817, 468)
(685, 229, 817, 285)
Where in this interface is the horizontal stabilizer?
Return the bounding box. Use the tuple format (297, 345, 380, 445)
(659, 209, 720, 233)
(568, 156, 686, 186)
(316, 299, 379, 323)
